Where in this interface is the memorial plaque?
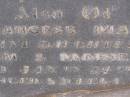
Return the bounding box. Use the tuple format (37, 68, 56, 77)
(0, 0, 130, 97)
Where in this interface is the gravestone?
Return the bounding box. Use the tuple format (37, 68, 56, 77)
(0, 0, 130, 97)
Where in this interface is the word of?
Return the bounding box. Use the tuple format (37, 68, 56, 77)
(82, 6, 111, 20)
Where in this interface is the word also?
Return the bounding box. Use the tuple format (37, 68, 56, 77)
(93, 25, 129, 36)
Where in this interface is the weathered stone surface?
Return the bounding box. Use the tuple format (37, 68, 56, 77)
(0, 0, 130, 97)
